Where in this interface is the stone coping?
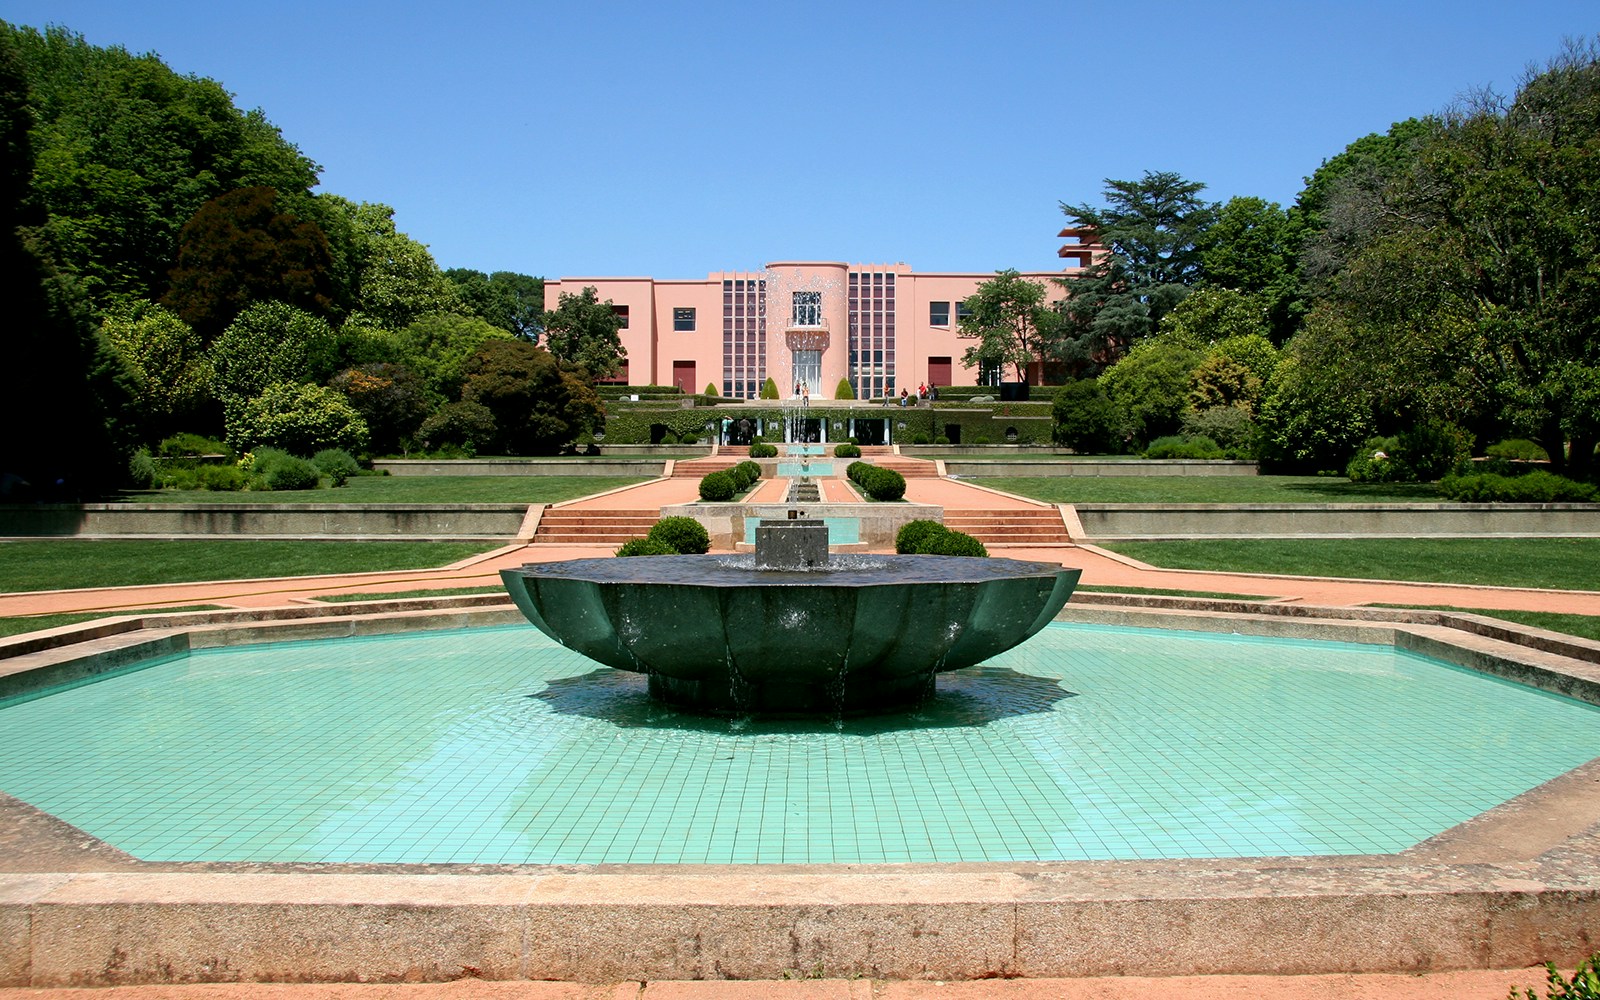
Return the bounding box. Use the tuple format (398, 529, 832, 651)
(4, 598, 1600, 985)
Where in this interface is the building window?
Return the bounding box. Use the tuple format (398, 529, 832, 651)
(956, 301, 972, 324)
(792, 291, 821, 327)
(929, 301, 950, 326)
(612, 305, 629, 329)
(673, 307, 695, 331)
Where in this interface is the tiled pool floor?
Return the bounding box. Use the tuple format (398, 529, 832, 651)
(1, 622, 1596, 865)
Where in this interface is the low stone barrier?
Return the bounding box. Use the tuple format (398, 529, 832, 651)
(1073, 502, 1600, 539)
(0, 503, 530, 539)
(941, 459, 1258, 477)
(373, 458, 670, 476)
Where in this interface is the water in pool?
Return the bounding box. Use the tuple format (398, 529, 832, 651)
(1, 622, 1596, 865)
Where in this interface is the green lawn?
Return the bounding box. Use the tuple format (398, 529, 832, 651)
(0, 606, 227, 638)
(1379, 606, 1600, 642)
(0, 540, 498, 593)
(1100, 538, 1600, 592)
(972, 475, 1442, 504)
(114, 475, 648, 504)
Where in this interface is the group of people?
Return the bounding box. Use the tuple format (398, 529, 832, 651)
(896, 382, 936, 406)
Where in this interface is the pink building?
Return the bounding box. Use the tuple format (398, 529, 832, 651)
(544, 237, 1099, 400)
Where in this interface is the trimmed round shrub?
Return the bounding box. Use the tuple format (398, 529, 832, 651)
(895, 519, 947, 554)
(834, 378, 856, 400)
(736, 460, 762, 487)
(698, 470, 737, 502)
(748, 441, 778, 458)
(648, 515, 711, 554)
(616, 537, 677, 557)
(834, 442, 861, 458)
(923, 529, 989, 557)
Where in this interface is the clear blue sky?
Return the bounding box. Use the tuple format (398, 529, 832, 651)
(4, 1, 1594, 279)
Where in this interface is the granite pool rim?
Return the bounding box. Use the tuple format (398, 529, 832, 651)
(4, 594, 1600, 984)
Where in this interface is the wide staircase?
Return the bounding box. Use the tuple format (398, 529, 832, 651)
(669, 455, 745, 478)
(532, 506, 659, 545)
(865, 454, 940, 478)
(942, 507, 1072, 547)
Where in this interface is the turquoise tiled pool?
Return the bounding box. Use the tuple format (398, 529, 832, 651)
(742, 517, 861, 546)
(776, 461, 834, 477)
(2, 622, 1597, 865)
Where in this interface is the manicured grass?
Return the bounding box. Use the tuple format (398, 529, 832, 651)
(0, 540, 497, 593)
(0, 606, 228, 638)
(1100, 538, 1600, 592)
(1374, 605, 1600, 642)
(972, 475, 1442, 504)
(114, 475, 649, 504)
(314, 585, 505, 603)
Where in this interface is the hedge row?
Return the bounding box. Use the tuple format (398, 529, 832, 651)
(846, 461, 906, 501)
(1439, 470, 1596, 503)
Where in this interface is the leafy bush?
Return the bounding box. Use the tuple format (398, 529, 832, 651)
(834, 442, 861, 458)
(847, 462, 906, 501)
(249, 448, 321, 491)
(748, 442, 778, 458)
(648, 515, 711, 554)
(698, 470, 737, 502)
(1052, 379, 1121, 453)
(1395, 419, 1473, 481)
(417, 400, 496, 456)
(226, 382, 370, 456)
(157, 433, 229, 458)
(1510, 955, 1600, 1000)
(704, 382, 718, 396)
(894, 519, 987, 557)
(1181, 405, 1257, 459)
(615, 537, 677, 557)
(128, 448, 157, 489)
(1487, 438, 1550, 462)
(1143, 435, 1224, 460)
(731, 460, 761, 490)
(834, 378, 855, 400)
(197, 463, 246, 491)
(312, 448, 360, 487)
(1345, 436, 1406, 483)
(923, 529, 989, 557)
(1439, 470, 1596, 503)
(895, 519, 947, 554)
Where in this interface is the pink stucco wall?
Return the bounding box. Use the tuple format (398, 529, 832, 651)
(546, 260, 1071, 397)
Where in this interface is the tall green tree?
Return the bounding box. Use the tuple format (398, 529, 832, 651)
(3, 22, 318, 306)
(460, 340, 603, 455)
(101, 300, 211, 438)
(956, 269, 1061, 384)
(0, 29, 138, 497)
(399, 312, 516, 400)
(1196, 196, 1303, 343)
(444, 268, 544, 339)
(539, 286, 627, 381)
(318, 196, 461, 329)
(1293, 43, 1600, 475)
(1056, 171, 1218, 368)
(161, 186, 336, 341)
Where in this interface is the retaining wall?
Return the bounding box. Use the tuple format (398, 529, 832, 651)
(1073, 502, 1600, 539)
(373, 458, 670, 477)
(661, 501, 944, 549)
(0, 504, 530, 538)
(942, 459, 1258, 477)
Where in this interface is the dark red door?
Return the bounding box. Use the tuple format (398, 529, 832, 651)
(672, 360, 695, 393)
(928, 357, 952, 387)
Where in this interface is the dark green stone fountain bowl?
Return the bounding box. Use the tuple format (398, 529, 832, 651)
(501, 555, 1080, 717)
